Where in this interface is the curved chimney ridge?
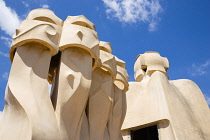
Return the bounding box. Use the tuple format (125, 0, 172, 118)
(0, 8, 209, 140)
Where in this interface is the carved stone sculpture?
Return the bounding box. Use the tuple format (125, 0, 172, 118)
(87, 41, 116, 140)
(109, 56, 129, 140)
(51, 15, 99, 140)
(122, 51, 210, 140)
(0, 8, 209, 140)
(0, 9, 62, 139)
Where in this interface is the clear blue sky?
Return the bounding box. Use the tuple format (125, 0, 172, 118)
(0, 0, 210, 110)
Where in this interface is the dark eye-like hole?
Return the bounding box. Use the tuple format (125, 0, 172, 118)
(92, 58, 95, 67)
(34, 17, 56, 24)
(72, 21, 93, 29)
(141, 65, 147, 72)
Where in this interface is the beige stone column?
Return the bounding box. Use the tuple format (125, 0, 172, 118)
(0, 9, 62, 140)
(109, 57, 129, 140)
(88, 41, 117, 140)
(51, 15, 99, 140)
(122, 52, 176, 140)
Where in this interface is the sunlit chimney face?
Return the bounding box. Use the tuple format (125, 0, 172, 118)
(27, 9, 63, 26)
(134, 51, 169, 81)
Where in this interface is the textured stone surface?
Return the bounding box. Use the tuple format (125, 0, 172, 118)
(0, 9, 128, 140)
(122, 51, 210, 140)
(0, 8, 209, 140)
